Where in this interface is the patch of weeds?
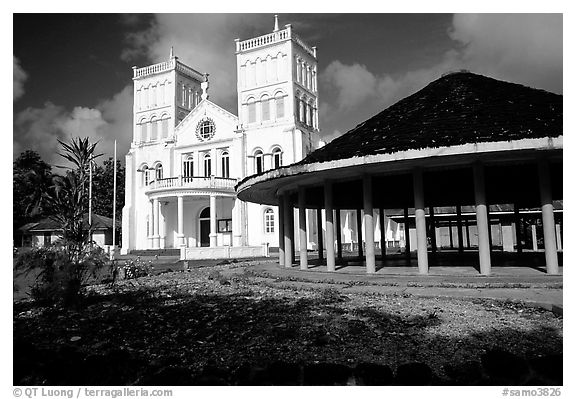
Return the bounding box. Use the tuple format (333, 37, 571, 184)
(319, 287, 347, 303)
(207, 270, 231, 286)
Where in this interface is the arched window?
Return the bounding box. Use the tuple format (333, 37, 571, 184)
(200, 207, 210, 218)
(160, 114, 170, 139)
(247, 98, 256, 123)
(295, 95, 300, 122)
(308, 100, 314, 127)
(264, 208, 275, 233)
(272, 147, 283, 169)
(275, 92, 285, 119)
(139, 119, 148, 142)
(261, 95, 270, 121)
(150, 116, 158, 141)
(140, 165, 150, 186)
(155, 163, 163, 180)
(221, 151, 230, 178)
(300, 97, 306, 123)
(183, 155, 194, 180)
(203, 153, 212, 177)
(254, 150, 264, 174)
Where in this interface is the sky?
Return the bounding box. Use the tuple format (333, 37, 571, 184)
(12, 13, 563, 167)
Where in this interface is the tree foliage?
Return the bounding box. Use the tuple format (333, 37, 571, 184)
(13, 150, 53, 241)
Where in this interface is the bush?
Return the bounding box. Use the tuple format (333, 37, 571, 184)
(121, 257, 153, 280)
(14, 243, 108, 305)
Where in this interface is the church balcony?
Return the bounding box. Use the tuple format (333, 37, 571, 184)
(145, 176, 238, 197)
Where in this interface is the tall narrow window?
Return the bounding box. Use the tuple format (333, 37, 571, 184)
(155, 163, 163, 180)
(204, 153, 212, 177)
(248, 101, 256, 123)
(221, 151, 230, 178)
(272, 147, 283, 169)
(261, 97, 270, 121)
(183, 156, 194, 180)
(276, 95, 284, 119)
(264, 208, 275, 233)
(254, 150, 264, 174)
(150, 117, 158, 141)
(142, 165, 150, 186)
(140, 120, 148, 142)
(161, 117, 169, 139)
(295, 97, 300, 121)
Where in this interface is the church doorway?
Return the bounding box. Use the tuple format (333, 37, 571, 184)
(199, 207, 210, 247)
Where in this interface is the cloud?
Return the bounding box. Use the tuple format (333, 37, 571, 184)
(449, 14, 562, 93)
(321, 14, 562, 133)
(13, 86, 134, 167)
(14, 56, 28, 101)
(121, 14, 270, 113)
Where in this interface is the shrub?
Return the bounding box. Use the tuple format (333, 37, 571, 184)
(121, 257, 153, 280)
(14, 243, 108, 305)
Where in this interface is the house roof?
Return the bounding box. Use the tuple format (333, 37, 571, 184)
(20, 213, 119, 233)
(300, 71, 562, 166)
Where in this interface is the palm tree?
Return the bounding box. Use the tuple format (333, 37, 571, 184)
(45, 138, 103, 260)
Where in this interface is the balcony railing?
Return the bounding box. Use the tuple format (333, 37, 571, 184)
(133, 59, 204, 81)
(236, 25, 316, 58)
(147, 176, 238, 191)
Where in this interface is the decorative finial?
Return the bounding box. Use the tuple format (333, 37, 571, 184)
(274, 15, 279, 32)
(201, 74, 209, 101)
(170, 46, 174, 59)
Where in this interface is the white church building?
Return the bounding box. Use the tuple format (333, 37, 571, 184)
(121, 18, 341, 258)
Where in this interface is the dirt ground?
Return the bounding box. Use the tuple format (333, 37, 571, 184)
(13, 260, 563, 385)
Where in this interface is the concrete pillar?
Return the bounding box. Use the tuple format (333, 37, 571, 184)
(283, 195, 293, 267)
(531, 225, 538, 251)
(456, 204, 464, 253)
(363, 175, 376, 273)
(429, 206, 437, 254)
(232, 198, 243, 247)
(298, 187, 308, 270)
(153, 198, 160, 249)
(413, 168, 429, 274)
(356, 209, 363, 259)
(404, 207, 411, 259)
(335, 209, 343, 262)
(379, 208, 386, 259)
(209, 195, 217, 247)
(177, 195, 185, 247)
(555, 223, 562, 251)
(538, 159, 559, 274)
(473, 163, 491, 275)
(148, 200, 154, 248)
(324, 181, 336, 271)
(317, 208, 324, 261)
(278, 195, 285, 266)
(513, 203, 523, 253)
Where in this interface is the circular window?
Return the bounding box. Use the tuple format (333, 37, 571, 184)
(196, 117, 216, 141)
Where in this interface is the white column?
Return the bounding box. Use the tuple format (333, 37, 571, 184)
(555, 224, 562, 251)
(413, 168, 429, 274)
(473, 163, 491, 275)
(324, 181, 335, 272)
(538, 159, 559, 274)
(363, 175, 376, 273)
(283, 195, 293, 267)
(298, 187, 308, 269)
(148, 200, 154, 249)
(210, 195, 217, 247)
(232, 198, 243, 247)
(531, 225, 538, 251)
(278, 195, 285, 266)
(153, 198, 160, 249)
(177, 195, 185, 247)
